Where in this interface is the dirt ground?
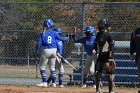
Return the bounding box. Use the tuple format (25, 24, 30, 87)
(0, 85, 138, 93)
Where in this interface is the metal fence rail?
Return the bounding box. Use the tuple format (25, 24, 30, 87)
(0, 2, 140, 87)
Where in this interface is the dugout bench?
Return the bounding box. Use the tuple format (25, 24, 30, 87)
(66, 42, 138, 87)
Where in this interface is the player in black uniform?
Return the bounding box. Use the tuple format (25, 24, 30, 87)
(93, 19, 115, 93)
(130, 28, 140, 93)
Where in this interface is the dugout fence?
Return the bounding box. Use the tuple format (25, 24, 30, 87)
(0, 2, 140, 87)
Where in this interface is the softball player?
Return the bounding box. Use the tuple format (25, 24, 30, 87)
(94, 19, 115, 93)
(47, 27, 65, 87)
(130, 28, 140, 93)
(72, 26, 96, 88)
(35, 18, 69, 87)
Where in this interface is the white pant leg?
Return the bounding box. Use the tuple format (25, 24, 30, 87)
(40, 48, 57, 71)
(55, 57, 64, 73)
(83, 55, 97, 76)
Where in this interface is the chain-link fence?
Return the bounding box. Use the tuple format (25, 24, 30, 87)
(0, 2, 140, 87)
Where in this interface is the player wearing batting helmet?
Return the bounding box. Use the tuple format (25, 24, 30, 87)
(72, 26, 96, 88)
(130, 28, 140, 93)
(47, 27, 65, 87)
(93, 18, 115, 93)
(34, 18, 69, 87)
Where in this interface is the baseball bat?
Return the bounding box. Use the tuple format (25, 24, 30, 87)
(57, 53, 77, 70)
(57, 53, 78, 70)
(35, 58, 39, 78)
(65, 59, 77, 70)
(61, 57, 77, 70)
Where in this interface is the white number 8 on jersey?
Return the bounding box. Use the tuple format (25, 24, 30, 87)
(47, 36, 52, 44)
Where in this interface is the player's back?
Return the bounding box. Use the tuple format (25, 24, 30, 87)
(41, 29, 57, 49)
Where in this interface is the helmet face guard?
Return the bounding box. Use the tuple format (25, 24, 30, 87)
(98, 19, 109, 32)
(84, 26, 95, 36)
(53, 28, 62, 33)
(53, 28, 63, 34)
(84, 31, 91, 37)
(43, 18, 54, 28)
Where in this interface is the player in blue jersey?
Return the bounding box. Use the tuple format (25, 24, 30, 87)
(72, 26, 96, 88)
(47, 27, 65, 87)
(34, 18, 69, 87)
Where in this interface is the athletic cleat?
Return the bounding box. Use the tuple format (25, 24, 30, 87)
(47, 82, 51, 86)
(36, 82, 48, 87)
(96, 91, 99, 93)
(59, 85, 64, 88)
(93, 85, 96, 88)
(110, 92, 115, 93)
(96, 91, 103, 93)
(81, 84, 87, 88)
(52, 83, 56, 87)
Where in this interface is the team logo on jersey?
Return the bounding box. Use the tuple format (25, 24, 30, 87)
(86, 41, 94, 45)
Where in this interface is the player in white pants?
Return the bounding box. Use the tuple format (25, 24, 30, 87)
(34, 18, 69, 87)
(72, 26, 96, 88)
(47, 28, 65, 87)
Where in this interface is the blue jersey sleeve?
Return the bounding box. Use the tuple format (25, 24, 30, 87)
(56, 40, 63, 55)
(72, 35, 84, 43)
(55, 32, 69, 41)
(35, 33, 42, 55)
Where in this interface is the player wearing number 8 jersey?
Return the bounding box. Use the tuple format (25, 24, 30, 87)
(35, 18, 69, 87)
(47, 27, 65, 87)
